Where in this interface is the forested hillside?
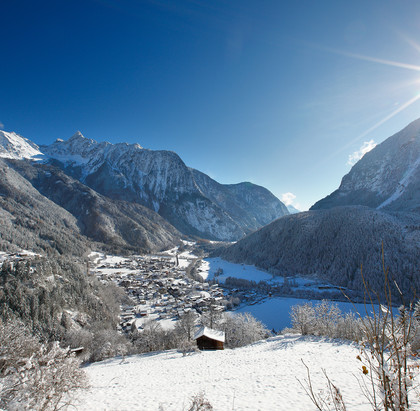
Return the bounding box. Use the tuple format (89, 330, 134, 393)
(0, 257, 121, 341)
(0, 158, 182, 256)
(221, 206, 420, 297)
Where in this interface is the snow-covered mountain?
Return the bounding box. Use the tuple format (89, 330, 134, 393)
(311, 118, 420, 213)
(0, 131, 43, 160)
(286, 204, 301, 214)
(40, 132, 288, 240)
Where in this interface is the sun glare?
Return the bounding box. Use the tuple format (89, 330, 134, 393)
(321, 36, 420, 160)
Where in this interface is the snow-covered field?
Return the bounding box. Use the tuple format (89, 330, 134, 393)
(75, 334, 414, 411)
(200, 257, 274, 282)
(201, 257, 336, 291)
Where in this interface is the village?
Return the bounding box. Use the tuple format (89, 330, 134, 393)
(89, 250, 230, 334)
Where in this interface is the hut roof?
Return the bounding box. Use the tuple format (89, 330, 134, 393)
(194, 326, 225, 343)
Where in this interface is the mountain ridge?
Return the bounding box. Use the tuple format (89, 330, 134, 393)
(40, 132, 288, 240)
(311, 117, 420, 212)
(0, 157, 182, 256)
(0, 130, 288, 242)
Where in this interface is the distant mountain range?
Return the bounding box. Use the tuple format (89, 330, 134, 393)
(0, 130, 288, 255)
(221, 118, 420, 297)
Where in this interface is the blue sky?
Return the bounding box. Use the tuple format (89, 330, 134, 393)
(1, 0, 420, 210)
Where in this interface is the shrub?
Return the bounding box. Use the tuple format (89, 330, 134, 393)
(223, 312, 269, 348)
(188, 392, 213, 411)
(290, 300, 362, 341)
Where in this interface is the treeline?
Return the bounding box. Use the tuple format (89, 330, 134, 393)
(223, 276, 360, 302)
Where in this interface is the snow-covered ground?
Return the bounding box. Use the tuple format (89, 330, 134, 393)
(75, 334, 418, 410)
(199, 257, 274, 282)
(159, 245, 199, 268)
(201, 257, 337, 291)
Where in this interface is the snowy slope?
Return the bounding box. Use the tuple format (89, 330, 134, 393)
(0, 131, 43, 160)
(74, 335, 412, 410)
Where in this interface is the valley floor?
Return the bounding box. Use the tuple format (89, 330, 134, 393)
(74, 334, 416, 411)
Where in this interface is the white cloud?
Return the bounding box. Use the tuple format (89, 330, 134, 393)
(347, 140, 377, 166)
(281, 192, 296, 206)
(0, 121, 4, 129)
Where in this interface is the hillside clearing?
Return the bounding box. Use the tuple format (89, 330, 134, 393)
(74, 334, 419, 410)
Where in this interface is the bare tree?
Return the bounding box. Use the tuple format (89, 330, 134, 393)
(175, 310, 197, 341)
(290, 302, 315, 335)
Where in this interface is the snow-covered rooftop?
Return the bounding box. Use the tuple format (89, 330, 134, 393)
(194, 326, 225, 342)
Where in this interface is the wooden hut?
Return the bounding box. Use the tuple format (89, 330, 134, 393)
(194, 326, 225, 350)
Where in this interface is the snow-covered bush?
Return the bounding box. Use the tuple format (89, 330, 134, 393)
(88, 329, 130, 363)
(223, 312, 269, 348)
(290, 302, 316, 335)
(0, 320, 88, 410)
(412, 300, 420, 353)
(356, 301, 419, 410)
(335, 312, 363, 341)
(299, 261, 420, 410)
(290, 300, 362, 341)
(63, 327, 131, 363)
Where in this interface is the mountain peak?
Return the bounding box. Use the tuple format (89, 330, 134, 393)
(68, 131, 96, 145)
(70, 131, 85, 140)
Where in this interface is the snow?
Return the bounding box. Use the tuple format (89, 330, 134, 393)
(202, 257, 274, 283)
(378, 155, 420, 208)
(0, 131, 44, 160)
(133, 315, 178, 331)
(0, 250, 42, 263)
(0, 252, 9, 263)
(160, 246, 198, 268)
(75, 334, 415, 410)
